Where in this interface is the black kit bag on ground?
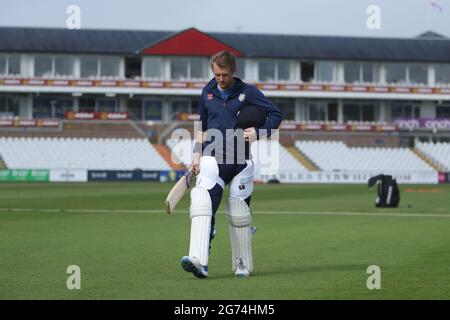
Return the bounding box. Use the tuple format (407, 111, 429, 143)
(368, 174, 400, 208)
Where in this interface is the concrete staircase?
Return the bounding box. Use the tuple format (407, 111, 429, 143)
(153, 144, 186, 171)
(412, 148, 442, 172)
(286, 146, 319, 171)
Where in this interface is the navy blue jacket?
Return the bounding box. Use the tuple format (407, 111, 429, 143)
(198, 77, 282, 161)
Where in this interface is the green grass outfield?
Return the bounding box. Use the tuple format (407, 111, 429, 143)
(1, 182, 449, 300)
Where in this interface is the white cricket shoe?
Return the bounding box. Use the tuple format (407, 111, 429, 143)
(235, 268, 250, 277)
(181, 256, 208, 279)
(235, 258, 250, 277)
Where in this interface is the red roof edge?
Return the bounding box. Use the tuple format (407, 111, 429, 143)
(139, 27, 243, 57)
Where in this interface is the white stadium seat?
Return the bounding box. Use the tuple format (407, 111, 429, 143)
(295, 140, 435, 173)
(0, 137, 171, 171)
(416, 141, 450, 171)
(251, 140, 308, 178)
(166, 138, 194, 167)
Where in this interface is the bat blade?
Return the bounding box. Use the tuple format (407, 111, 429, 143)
(165, 168, 194, 214)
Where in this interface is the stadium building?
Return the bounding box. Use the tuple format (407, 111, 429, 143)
(0, 27, 449, 184)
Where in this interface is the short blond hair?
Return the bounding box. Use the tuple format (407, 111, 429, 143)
(210, 51, 236, 72)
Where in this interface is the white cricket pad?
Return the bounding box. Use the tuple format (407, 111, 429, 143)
(229, 159, 254, 200)
(226, 198, 253, 273)
(188, 187, 212, 267)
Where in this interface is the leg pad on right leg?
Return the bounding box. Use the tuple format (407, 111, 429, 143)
(188, 187, 212, 267)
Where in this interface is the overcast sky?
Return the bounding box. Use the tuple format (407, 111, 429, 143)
(1, 0, 449, 38)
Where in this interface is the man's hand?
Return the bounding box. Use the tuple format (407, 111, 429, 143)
(190, 152, 201, 176)
(244, 127, 257, 143)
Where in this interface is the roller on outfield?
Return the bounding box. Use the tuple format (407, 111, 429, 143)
(165, 167, 195, 214)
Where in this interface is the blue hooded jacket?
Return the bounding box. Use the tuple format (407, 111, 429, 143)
(198, 77, 282, 162)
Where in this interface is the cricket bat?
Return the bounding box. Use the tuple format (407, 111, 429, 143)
(165, 167, 195, 214)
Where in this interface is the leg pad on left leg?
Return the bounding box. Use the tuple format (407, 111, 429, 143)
(226, 198, 253, 274)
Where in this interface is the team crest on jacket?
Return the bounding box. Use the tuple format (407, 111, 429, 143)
(238, 93, 245, 102)
(207, 93, 213, 100)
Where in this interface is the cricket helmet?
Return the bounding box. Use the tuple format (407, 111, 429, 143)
(236, 104, 268, 129)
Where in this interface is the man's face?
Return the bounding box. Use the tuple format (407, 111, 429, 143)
(212, 63, 235, 90)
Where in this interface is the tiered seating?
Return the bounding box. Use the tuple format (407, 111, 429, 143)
(166, 138, 194, 167)
(416, 141, 450, 171)
(295, 141, 348, 171)
(251, 140, 308, 177)
(295, 140, 435, 172)
(0, 137, 171, 170)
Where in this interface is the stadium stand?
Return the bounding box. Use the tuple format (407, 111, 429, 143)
(0, 137, 171, 170)
(295, 140, 435, 172)
(0, 27, 448, 185)
(166, 138, 194, 168)
(416, 141, 450, 171)
(252, 140, 308, 175)
(284, 146, 319, 171)
(153, 144, 185, 170)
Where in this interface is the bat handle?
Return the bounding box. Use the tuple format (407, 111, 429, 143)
(184, 168, 194, 188)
